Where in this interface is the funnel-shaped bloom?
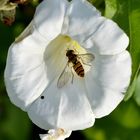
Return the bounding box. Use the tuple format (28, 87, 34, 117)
(5, 0, 131, 139)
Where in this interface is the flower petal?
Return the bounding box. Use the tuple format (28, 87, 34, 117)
(84, 19, 129, 55)
(63, 0, 104, 43)
(27, 78, 95, 130)
(85, 51, 131, 118)
(34, 0, 68, 41)
(40, 129, 72, 140)
(4, 31, 47, 111)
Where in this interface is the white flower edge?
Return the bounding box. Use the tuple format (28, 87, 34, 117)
(84, 50, 132, 118)
(34, 0, 129, 55)
(15, 20, 34, 43)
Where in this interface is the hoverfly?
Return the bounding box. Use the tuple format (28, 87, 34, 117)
(57, 49, 95, 88)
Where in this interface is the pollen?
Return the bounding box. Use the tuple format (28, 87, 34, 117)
(63, 35, 71, 41)
(62, 35, 87, 54)
(71, 40, 86, 53)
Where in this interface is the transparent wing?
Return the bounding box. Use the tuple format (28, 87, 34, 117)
(57, 64, 72, 88)
(78, 53, 95, 64)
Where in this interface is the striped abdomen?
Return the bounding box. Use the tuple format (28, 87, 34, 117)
(73, 61, 84, 77)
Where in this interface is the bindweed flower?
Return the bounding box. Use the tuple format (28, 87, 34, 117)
(4, 0, 131, 139)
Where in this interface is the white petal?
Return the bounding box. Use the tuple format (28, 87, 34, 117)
(63, 0, 104, 43)
(85, 51, 131, 118)
(40, 129, 72, 140)
(43, 35, 69, 84)
(84, 19, 129, 55)
(28, 78, 95, 130)
(34, 0, 68, 41)
(4, 31, 47, 111)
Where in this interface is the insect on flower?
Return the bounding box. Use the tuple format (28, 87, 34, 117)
(4, 0, 132, 140)
(57, 49, 95, 88)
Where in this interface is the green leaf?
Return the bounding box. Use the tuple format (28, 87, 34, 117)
(128, 0, 140, 76)
(124, 66, 140, 101)
(134, 74, 140, 105)
(88, 0, 105, 13)
(88, 0, 104, 6)
(104, 0, 117, 18)
(124, 1, 140, 99)
(105, 0, 140, 100)
(105, 0, 130, 34)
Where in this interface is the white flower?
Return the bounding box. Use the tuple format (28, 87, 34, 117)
(4, 0, 131, 139)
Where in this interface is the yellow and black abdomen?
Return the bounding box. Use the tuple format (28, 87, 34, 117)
(73, 61, 84, 77)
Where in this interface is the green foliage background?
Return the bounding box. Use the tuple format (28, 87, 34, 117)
(0, 0, 140, 140)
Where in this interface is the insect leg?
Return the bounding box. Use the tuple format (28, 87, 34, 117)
(71, 68, 74, 84)
(73, 46, 79, 54)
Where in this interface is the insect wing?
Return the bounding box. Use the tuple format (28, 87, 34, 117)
(57, 64, 72, 88)
(78, 53, 95, 63)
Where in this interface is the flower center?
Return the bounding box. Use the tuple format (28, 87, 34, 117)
(44, 34, 89, 66)
(44, 34, 93, 88)
(60, 35, 87, 54)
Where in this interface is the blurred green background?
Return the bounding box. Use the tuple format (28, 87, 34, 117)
(0, 0, 140, 140)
